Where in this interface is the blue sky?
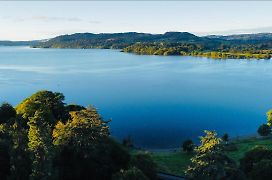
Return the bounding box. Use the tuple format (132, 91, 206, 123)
(1, 1, 272, 40)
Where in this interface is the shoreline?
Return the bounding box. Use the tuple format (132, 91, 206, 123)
(137, 133, 262, 153)
(31, 45, 272, 60)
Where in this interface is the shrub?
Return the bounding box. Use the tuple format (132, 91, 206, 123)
(130, 152, 157, 180)
(257, 124, 271, 136)
(182, 139, 194, 153)
(240, 146, 272, 177)
(122, 136, 134, 148)
(112, 167, 148, 180)
(249, 159, 272, 180)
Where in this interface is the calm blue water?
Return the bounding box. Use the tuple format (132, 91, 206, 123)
(0, 46, 271, 148)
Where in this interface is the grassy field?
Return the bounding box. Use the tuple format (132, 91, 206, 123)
(149, 137, 272, 176)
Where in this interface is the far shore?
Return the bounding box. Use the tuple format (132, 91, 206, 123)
(137, 133, 266, 153)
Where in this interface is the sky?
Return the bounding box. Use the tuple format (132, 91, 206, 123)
(1, 1, 272, 40)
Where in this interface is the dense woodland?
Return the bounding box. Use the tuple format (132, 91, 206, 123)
(0, 90, 157, 180)
(1, 90, 272, 179)
(33, 32, 272, 59)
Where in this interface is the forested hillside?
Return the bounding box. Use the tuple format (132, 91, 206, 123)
(0, 41, 39, 46)
(33, 32, 272, 59)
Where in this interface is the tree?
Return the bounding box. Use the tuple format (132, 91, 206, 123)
(66, 104, 86, 112)
(257, 124, 271, 136)
(0, 90, 161, 179)
(185, 130, 244, 180)
(9, 121, 31, 180)
(16, 90, 69, 124)
(53, 109, 109, 147)
(53, 109, 129, 180)
(182, 139, 194, 153)
(0, 141, 10, 180)
(0, 103, 31, 180)
(222, 133, 229, 142)
(266, 109, 272, 127)
(27, 108, 56, 179)
(0, 103, 16, 124)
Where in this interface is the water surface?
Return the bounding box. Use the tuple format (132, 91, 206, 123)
(0, 46, 271, 148)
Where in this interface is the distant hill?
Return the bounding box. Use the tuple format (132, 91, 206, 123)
(33, 31, 272, 49)
(0, 40, 40, 46)
(33, 32, 208, 49)
(5, 31, 272, 59)
(205, 33, 272, 43)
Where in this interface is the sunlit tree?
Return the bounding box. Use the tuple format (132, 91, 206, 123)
(185, 130, 244, 180)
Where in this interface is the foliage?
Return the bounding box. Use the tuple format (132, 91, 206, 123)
(0, 141, 10, 180)
(54, 137, 130, 180)
(16, 90, 69, 123)
(151, 137, 272, 177)
(53, 109, 130, 179)
(112, 167, 148, 180)
(34, 32, 200, 49)
(185, 130, 243, 180)
(0, 106, 31, 179)
(66, 104, 86, 112)
(182, 139, 194, 153)
(0, 90, 147, 179)
(222, 133, 229, 142)
(267, 109, 272, 126)
(9, 121, 31, 180)
(124, 43, 272, 59)
(240, 146, 272, 178)
(53, 109, 109, 147)
(195, 130, 222, 154)
(248, 159, 272, 180)
(130, 152, 157, 180)
(257, 124, 271, 136)
(27, 108, 56, 179)
(0, 103, 16, 124)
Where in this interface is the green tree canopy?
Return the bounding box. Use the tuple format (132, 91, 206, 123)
(16, 90, 69, 124)
(182, 139, 194, 153)
(0, 103, 16, 124)
(53, 109, 109, 148)
(53, 108, 129, 180)
(267, 109, 272, 127)
(257, 124, 271, 136)
(27, 108, 55, 179)
(185, 130, 244, 180)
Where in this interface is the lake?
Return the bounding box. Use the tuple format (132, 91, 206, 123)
(0, 46, 271, 149)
